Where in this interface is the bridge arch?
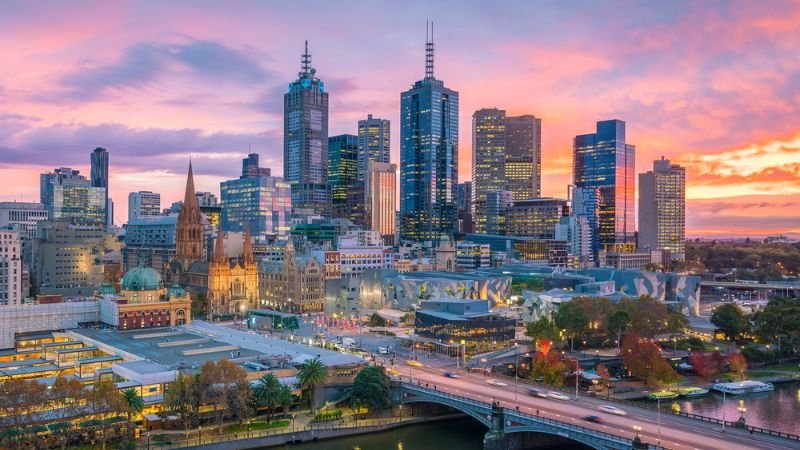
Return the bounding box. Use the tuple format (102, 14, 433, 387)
(400, 395, 492, 428)
(505, 425, 599, 450)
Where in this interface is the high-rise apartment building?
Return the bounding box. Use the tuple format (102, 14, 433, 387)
(573, 120, 636, 250)
(472, 109, 542, 232)
(0, 229, 22, 305)
(357, 115, 390, 182)
(400, 26, 459, 242)
(242, 153, 271, 178)
(220, 159, 292, 241)
(365, 161, 397, 244)
(328, 134, 359, 220)
(40, 167, 106, 225)
(638, 157, 686, 260)
(128, 191, 161, 222)
(570, 186, 600, 263)
(90, 147, 110, 227)
(284, 41, 330, 217)
(0, 202, 48, 240)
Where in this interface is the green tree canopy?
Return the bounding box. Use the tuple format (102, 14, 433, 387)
(297, 358, 328, 414)
(525, 316, 561, 344)
(710, 303, 750, 341)
(351, 366, 391, 412)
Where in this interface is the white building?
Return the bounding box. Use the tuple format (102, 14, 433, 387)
(128, 191, 161, 222)
(0, 202, 49, 239)
(0, 229, 22, 305)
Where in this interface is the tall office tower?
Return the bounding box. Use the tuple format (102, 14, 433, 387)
(0, 202, 48, 240)
(0, 229, 22, 305)
(175, 162, 205, 268)
(39, 167, 106, 224)
(505, 115, 541, 199)
(505, 197, 569, 239)
(357, 114, 390, 181)
(284, 41, 330, 217)
(484, 190, 513, 235)
(472, 108, 507, 233)
(457, 182, 472, 212)
(220, 174, 292, 241)
(638, 157, 686, 260)
(128, 191, 161, 222)
(90, 147, 109, 227)
(242, 153, 271, 178)
(400, 24, 459, 242)
(328, 134, 359, 220)
(573, 120, 636, 250)
(365, 161, 397, 244)
(571, 186, 600, 262)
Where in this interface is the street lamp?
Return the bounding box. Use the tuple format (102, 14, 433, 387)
(737, 400, 747, 427)
(632, 425, 643, 448)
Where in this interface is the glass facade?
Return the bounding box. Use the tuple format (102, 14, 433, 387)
(220, 176, 292, 240)
(40, 168, 106, 225)
(357, 115, 390, 182)
(573, 120, 635, 250)
(505, 198, 569, 239)
(284, 42, 330, 217)
(90, 147, 109, 227)
(472, 109, 506, 233)
(505, 115, 541, 200)
(400, 76, 459, 242)
(329, 134, 359, 220)
(415, 311, 515, 343)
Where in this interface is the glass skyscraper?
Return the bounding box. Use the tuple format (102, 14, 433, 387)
(573, 120, 636, 250)
(357, 114, 390, 182)
(505, 115, 541, 200)
(284, 41, 330, 217)
(40, 167, 106, 224)
(90, 147, 109, 227)
(221, 158, 291, 240)
(399, 28, 459, 242)
(329, 134, 359, 220)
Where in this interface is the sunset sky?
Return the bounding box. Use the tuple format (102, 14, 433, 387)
(1, 1, 798, 237)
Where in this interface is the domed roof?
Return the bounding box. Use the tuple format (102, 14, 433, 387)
(166, 283, 186, 299)
(97, 282, 117, 296)
(121, 264, 163, 291)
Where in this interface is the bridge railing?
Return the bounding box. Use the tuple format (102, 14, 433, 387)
(399, 381, 493, 411)
(485, 372, 800, 442)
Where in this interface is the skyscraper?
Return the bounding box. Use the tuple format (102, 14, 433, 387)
(573, 120, 636, 250)
(242, 153, 271, 178)
(284, 41, 330, 218)
(400, 24, 459, 242)
(472, 109, 542, 232)
(220, 158, 292, 240)
(571, 186, 600, 262)
(0, 229, 22, 305)
(328, 134, 359, 220)
(39, 167, 106, 224)
(365, 161, 397, 244)
(357, 114, 390, 182)
(505, 115, 541, 199)
(128, 191, 161, 222)
(90, 147, 109, 227)
(638, 157, 686, 260)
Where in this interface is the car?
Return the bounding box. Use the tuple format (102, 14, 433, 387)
(583, 415, 604, 423)
(597, 405, 627, 416)
(547, 392, 570, 401)
(443, 371, 460, 378)
(486, 379, 508, 387)
(407, 360, 424, 368)
(528, 388, 547, 398)
(534, 376, 544, 382)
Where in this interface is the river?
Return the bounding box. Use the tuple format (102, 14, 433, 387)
(647, 381, 800, 434)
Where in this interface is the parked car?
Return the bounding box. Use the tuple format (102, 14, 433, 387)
(583, 415, 604, 423)
(597, 405, 627, 416)
(547, 391, 570, 401)
(486, 379, 509, 387)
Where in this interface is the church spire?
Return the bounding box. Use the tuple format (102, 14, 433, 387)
(213, 224, 226, 264)
(243, 224, 254, 265)
(176, 161, 204, 265)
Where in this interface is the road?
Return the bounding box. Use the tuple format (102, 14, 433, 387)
(396, 359, 800, 450)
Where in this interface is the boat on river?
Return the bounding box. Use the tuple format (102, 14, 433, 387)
(648, 390, 679, 400)
(712, 380, 774, 395)
(678, 387, 709, 397)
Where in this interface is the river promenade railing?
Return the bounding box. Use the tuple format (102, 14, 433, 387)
(486, 372, 800, 442)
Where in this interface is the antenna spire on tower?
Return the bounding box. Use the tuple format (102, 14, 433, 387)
(301, 40, 312, 76)
(425, 21, 435, 79)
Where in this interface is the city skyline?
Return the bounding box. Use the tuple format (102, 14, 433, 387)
(1, 1, 799, 237)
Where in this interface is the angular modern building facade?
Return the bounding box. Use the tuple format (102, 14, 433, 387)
(328, 134, 359, 220)
(400, 29, 459, 242)
(284, 41, 330, 218)
(357, 115, 390, 182)
(638, 157, 686, 260)
(365, 161, 397, 244)
(40, 167, 106, 225)
(573, 120, 636, 250)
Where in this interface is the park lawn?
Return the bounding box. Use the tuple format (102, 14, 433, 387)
(754, 362, 800, 372)
(745, 371, 776, 378)
(226, 419, 290, 433)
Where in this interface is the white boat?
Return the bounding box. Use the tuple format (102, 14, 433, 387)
(711, 380, 774, 395)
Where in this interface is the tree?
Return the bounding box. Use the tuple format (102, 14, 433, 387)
(368, 313, 387, 327)
(752, 297, 800, 352)
(254, 373, 282, 422)
(122, 388, 144, 423)
(689, 352, 724, 379)
(727, 353, 748, 380)
(87, 379, 127, 450)
(276, 384, 294, 419)
(164, 372, 201, 437)
(620, 333, 681, 386)
(616, 296, 674, 338)
(607, 310, 631, 346)
(711, 304, 750, 341)
(530, 350, 567, 386)
(351, 366, 391, 412)
(197, 359, 249, 432)
(297, 358, 328, 415)
(525, 316, 561, 350)
(554, 302, 588, 351)
(50, 376, 86, 450)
